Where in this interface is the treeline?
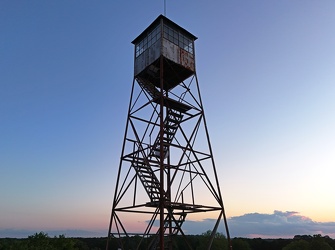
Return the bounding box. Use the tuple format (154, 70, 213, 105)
(239, 234, 335, 250)
(0, 232, 96, 250)
(0, 231, 334, 250)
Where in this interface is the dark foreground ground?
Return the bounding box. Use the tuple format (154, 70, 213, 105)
(0, 232, 334, 249)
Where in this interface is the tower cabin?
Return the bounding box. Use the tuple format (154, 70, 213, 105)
(132, 15, 197, 92)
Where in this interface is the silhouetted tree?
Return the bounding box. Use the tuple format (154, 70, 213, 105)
(197, 230, 228, 250)
(282, 239, 309, 250)
(309, 234, 333, 250)
(232, 238, 251, 250)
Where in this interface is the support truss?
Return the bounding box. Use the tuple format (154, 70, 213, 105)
(107, 57, 231, 249)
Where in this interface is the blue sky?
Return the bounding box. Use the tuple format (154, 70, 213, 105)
(1, 0, 335, 238)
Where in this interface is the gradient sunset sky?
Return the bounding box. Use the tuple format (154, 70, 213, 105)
(1, 1, 335, 238)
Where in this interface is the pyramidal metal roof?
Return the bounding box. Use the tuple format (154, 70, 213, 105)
(132, 14, 198, 45)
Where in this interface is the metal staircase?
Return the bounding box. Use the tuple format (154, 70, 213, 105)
(132, 109, 183, 202)
(151, 109, 183, 159)
(133, 159, 161, 202)
(136, 77, 160, 99)
(149, 211, 187, 250)
(131, 74, 184, 203)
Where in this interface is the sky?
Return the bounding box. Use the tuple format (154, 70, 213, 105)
(1, 0, 335, 239)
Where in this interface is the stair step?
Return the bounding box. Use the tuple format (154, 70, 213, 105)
(138, 170, 152, 175)
(163, 130, 174, 136)
(164, 124, 178, 130)
(145, 181, 159, 185)
(167, 118, 180, 124)
(169, 111, 183, 118)
(138, 168, 152, 173)
(150, 191, 160, 194)
(162, 137, 171, 142)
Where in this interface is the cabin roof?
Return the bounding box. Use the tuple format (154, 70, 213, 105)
(132, 15, 197, 45)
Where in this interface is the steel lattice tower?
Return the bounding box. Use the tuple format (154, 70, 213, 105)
(107, 15, 231, 250)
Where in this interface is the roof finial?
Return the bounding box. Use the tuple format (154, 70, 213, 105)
(164, 0, 166, 16)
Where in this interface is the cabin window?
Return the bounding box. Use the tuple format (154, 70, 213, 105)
(135, 25, 161, 57)
(163, 24, 193, 54)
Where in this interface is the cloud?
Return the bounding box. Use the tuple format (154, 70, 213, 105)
(181, 210, 335, 238)
(228, 210, 335, 238)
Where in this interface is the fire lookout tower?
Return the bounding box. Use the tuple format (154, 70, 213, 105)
(107, 15, 231, 250)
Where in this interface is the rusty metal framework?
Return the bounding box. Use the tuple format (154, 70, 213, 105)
(107, 15, 231, 250)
